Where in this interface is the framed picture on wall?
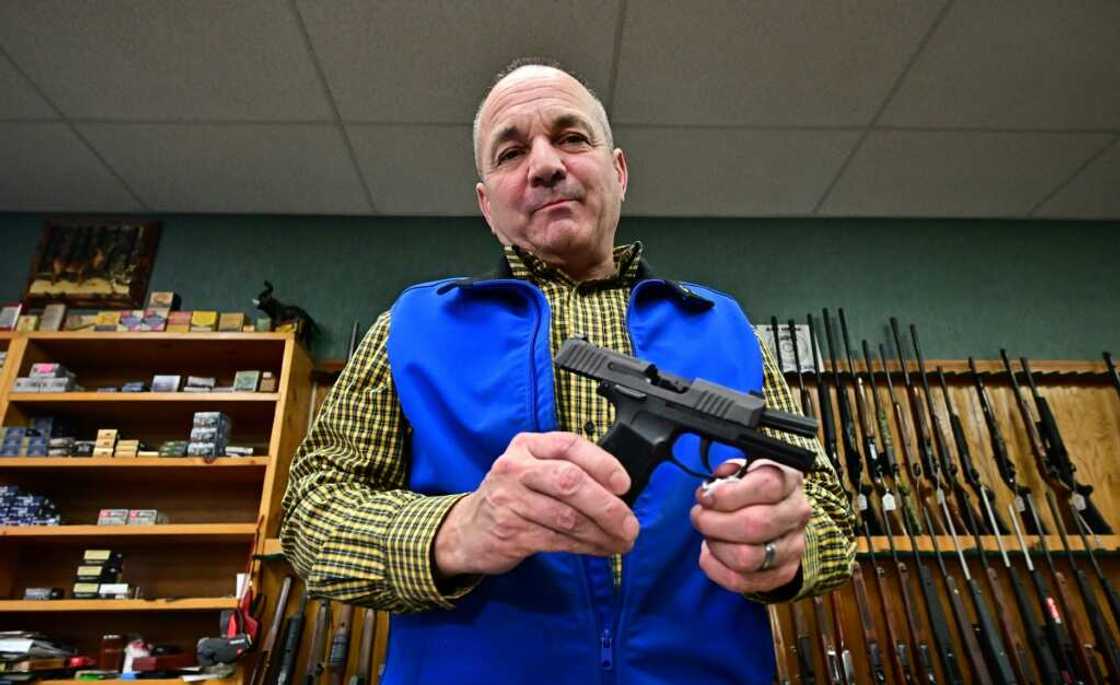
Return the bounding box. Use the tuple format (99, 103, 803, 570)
(22, 218, 161, 309)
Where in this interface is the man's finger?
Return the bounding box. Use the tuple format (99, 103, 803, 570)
(706, 529, 806, 575)
(699, 540, 802, 594)
(698, 461, 803, 512)
(519, 431, 632, 496)
(690, 493, 809, 544)
(520, 460, 639, 543)
(505, 486, 635, 553)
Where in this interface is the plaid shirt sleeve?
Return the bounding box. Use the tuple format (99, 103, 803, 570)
(279, 311, 478, 612)
(744, 329, 857, 603)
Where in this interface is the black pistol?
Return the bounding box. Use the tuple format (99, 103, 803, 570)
(554, 337, 818, 505)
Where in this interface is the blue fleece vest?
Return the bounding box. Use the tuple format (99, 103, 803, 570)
(383, 276, 772, 684)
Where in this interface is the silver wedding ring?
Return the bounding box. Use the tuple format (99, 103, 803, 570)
(758, 540, 777, 572)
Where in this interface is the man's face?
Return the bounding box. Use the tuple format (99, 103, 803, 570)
(475, 67, 628, 277)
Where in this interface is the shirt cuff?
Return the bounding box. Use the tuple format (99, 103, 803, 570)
(384, 493, 482, 609)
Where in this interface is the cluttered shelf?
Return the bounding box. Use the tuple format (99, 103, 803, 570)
(6, 392, 279, 403)
(0, 598, 238, 613)
(0, 524, 257, 542)
(0, 457, 269, 469)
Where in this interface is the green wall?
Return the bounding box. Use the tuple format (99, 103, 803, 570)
(1, 213, 1117, 362)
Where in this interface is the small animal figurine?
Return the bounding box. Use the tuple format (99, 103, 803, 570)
(253, 281, 318, 347)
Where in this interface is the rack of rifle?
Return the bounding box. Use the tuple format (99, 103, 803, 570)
(767, 312, 1120, 685)
(247, 577, 379, 685)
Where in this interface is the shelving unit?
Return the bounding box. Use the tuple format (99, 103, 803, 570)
(0, 330, 312, 681)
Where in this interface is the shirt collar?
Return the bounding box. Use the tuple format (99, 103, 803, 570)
(503, 242, 645, 289)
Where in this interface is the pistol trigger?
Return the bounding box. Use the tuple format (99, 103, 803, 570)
(700, 437, 713, 473)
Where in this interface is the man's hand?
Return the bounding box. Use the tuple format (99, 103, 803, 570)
(434, 431, 640, 578)
(691, 459, 812, 594)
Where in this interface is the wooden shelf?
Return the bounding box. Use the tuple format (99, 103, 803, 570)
(262, 537, 282, 556)
(0, 523, 257, 543)
(40, 680, 236, 685)
(0, 457, 269, 468)
(0, 597, 238, 612)
(857, 534, 1120, 555)
(8, 392, 278, 402)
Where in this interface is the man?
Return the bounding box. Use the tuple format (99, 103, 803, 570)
(281, 58, 855, 684)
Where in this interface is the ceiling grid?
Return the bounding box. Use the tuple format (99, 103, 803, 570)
(0, 1, 1114, 218)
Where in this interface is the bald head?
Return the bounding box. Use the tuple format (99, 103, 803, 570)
(473, 63, 614, 177)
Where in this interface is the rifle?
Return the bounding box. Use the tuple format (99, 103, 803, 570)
(1020, 357, 1112, 534)
(1071, 512, 1120, 651)
(808, 314, 842, 480)
(838, 310, 886, 497)
(249, 575, 293, 685)
(349, 608, 376, 685)
(890, 318, 942, 534)
(1007, 503, 1082, 684)
(824, 309, 882, 533)
(303, 599, 331, 685)
(936, 367, 1007, 535)
(862, 520, 916, 684)
(812, 595, 845, 685)
(879, 343, 925, 535)
(968, 357, 1045, 534)
(791, 600, 818, 685)
(850, 560, 888, 683)
(901, 508, 964, 685)
(1045, 491, 1120, 682)
(862, 340, 910, 522)
(275, 589, 309, 685)
(960, 491, 1036, 683)
(921, 507, 995, 685)
(910, 325, 980, 536)
(980, 496, 1064, 685)
(789, 320, 814, 419)
(554, 338, 818, 505)
(880, 497, 938, 685)
(1106, 352, 1120, 402)
(769, 603, 793, 685)
(1023, 499, 1102, 684)
(327, 605, 355, 685)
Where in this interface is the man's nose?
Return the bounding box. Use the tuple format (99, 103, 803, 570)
(527, 138, 565, 188)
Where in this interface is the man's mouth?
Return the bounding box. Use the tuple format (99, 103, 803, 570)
(534, 198, 576, 213)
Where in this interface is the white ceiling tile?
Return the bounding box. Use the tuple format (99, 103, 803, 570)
(820, 131, 1112, 216)
(0, 54, 57, 120)
(0, 123, 141, 211)
(297, 0, 620, 123)
(1035, 139, 1120, 219)
(616, 127, 860, 215)
(0, 1, 331, 121)
(77, 124, 370, 214)
(612, 1, 946, 127)
(348, 124, 478, 215)
(881, 1, 1120, 129)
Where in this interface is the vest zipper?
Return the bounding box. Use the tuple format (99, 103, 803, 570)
(600, 627, 614, 670)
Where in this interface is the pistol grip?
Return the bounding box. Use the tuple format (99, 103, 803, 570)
(598, 421, 665, 506)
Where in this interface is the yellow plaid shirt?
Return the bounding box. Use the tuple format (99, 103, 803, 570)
(280, 243, 856, 612)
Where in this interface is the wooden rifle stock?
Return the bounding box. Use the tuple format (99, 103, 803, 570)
(851, 562, 888, 683)
(249, 575, 293, 685)
(790, 600, 817, 685)
(349, 608, 376, 685)
(881, 497, 937, 685)
(303, 600, 331, 685)
(327, 604, 354, 685)
(813, 595, 844, 685)
(768, 603, 793, 685)
(863, 523, 915, 684)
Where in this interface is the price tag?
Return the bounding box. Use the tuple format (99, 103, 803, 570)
(936, 490, 946, 505)
(1071, 493, 1087, 511)
(1014, 496, 1026, 512)
(857, 493, 868, 512)
(882, 492, 897, 512)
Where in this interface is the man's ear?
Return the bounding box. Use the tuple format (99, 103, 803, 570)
(476, 181, 493, 228)
(613, 148, 629, 201)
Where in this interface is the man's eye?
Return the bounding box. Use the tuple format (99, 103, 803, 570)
(560, 133, 589, 145)
(496, 148, 522, 164)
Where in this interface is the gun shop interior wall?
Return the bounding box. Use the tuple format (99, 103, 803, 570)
(774, 361, 1120, 684)
(1, 213, 1117, 360)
